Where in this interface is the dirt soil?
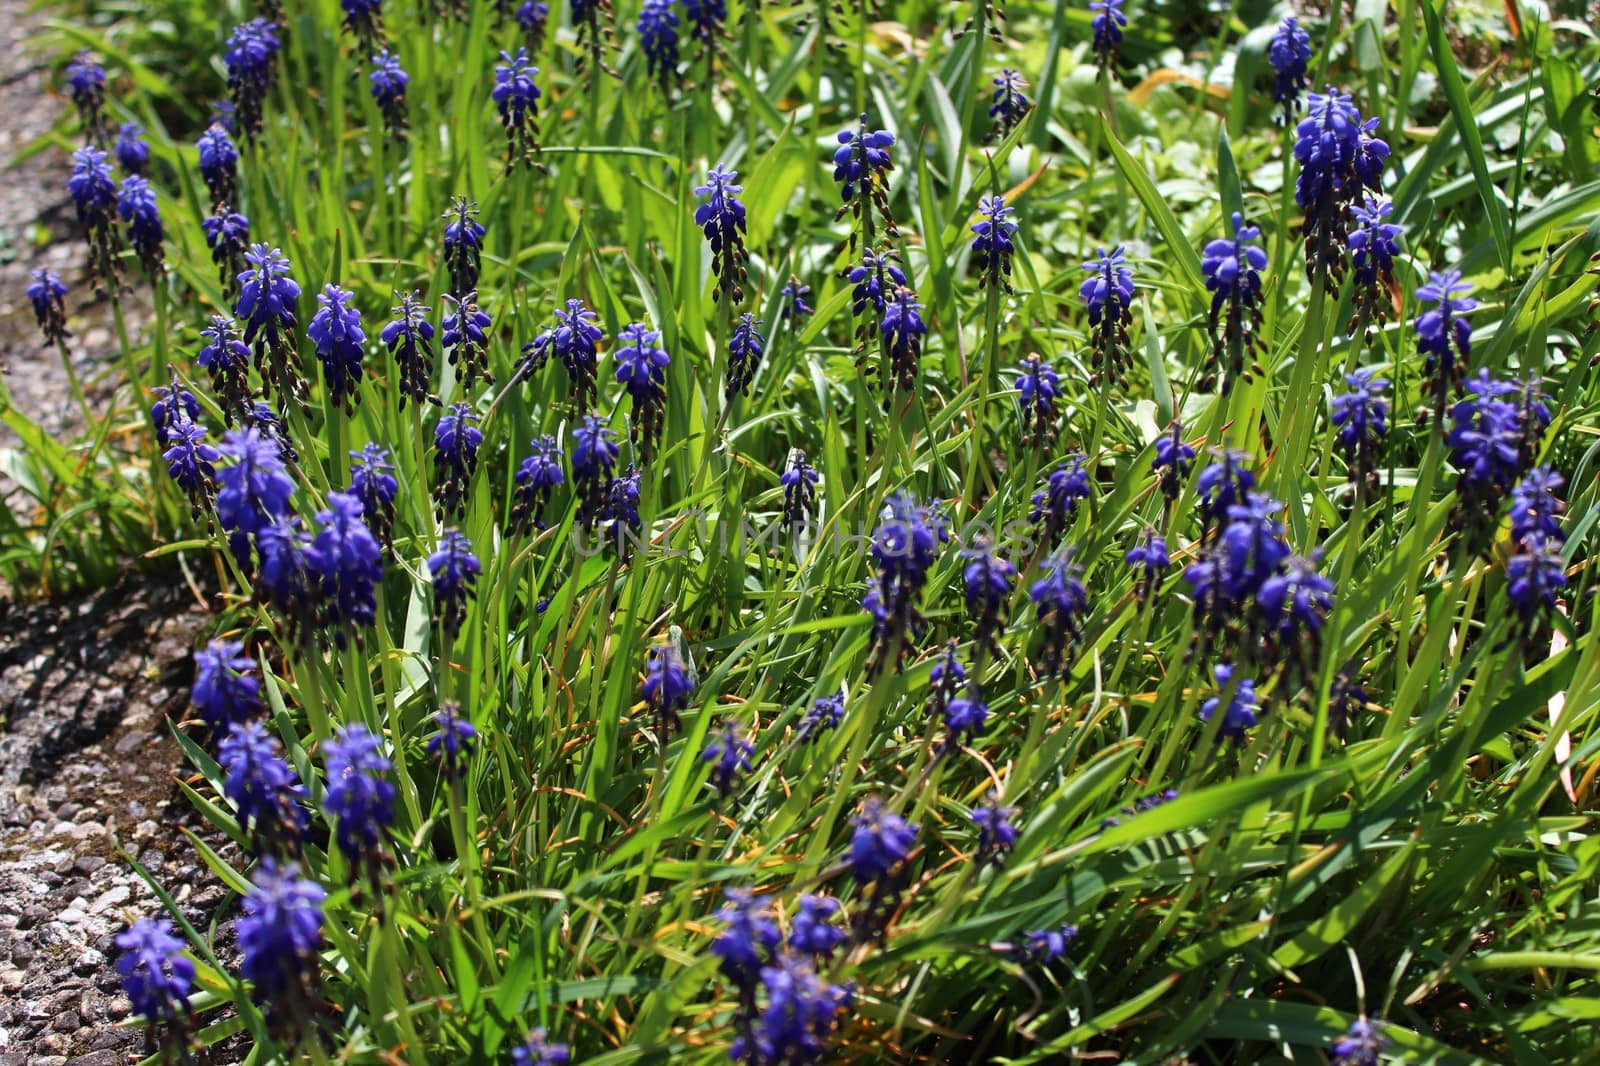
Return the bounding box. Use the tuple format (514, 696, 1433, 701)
(0, 4, 233, 1064)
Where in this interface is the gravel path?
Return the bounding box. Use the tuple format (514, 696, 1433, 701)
(0, 579, 226, 1066)
(0, 0, 128, 446)
(0, 4, 233, 1063)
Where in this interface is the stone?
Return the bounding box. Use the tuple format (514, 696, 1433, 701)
(89, 886, 129, 915)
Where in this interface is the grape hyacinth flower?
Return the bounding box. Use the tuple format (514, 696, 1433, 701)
(713, 888, 781, 1003)
(1102, 787, 1181, 828)
(1255, 554, 1335, 679)
(571, 415, 619, 524)
(1089, 0, 1126, 66)
(971, 194, 1018, 292)
(197, 124, 239, 207)
(64, 51, 107, 144)
(218, 720, 309, 855)
(442, 196, 485, 301)
(725, 313, 764, 399)
(1153, 421, 1196, 506)
(67, 146, 121, 287)
(521, 297, 604, 411)
(516, 1, 551, 54)
(1331, 368, 1389, 488)
(349, 444, 399, 549)
(1081, 246, 1135, 384)
(1295, 90, 1389, 281)
(243, 401, 300, 465)
(1496, 373, 1554, 468)
(342, 0, 386, 54)
(432, 402, 482, 521)
(513, 1030, 572, 1066)
(1331, 1018, 1388, 1066)
(987, 68, 1031, 142)
(614, 321, 670, 462)
(736, 954, 852, 1063)
(789, 895, 845, 958)
(1196, 448, 1256, 535)
(780, 449, 820, 537)
(850, 796, 917, 892)
(695, 164, 748, 303)
(833, 115, 897, 241)
(703, 718, 755, 798)
(797, 691, 844, 742)
(1200, 213, 1267, 393)
(202, 204, 251, 297)
(930, 643, 987, 746)
(197, 316, 252, 419)
(428, 701, 478, 779)
(1268, 16, 1312, 123)
(115, 918, 193, 1026)
(308, 491, 383, 635)
(773, 955, 861, 1061)
(235, 859, 326, 1020)
(971, 795, 1017, 866)
(1007, 924, 1079, 965)
(601, 465, 643, 552)
(1505, 535, 1566, 646)
(571, 0, 617, 80)
(512, 434, 565, 533)
(642, 637, 695, 736)
(961, 535, 1016, 655)
(1348, 198, 1404, 325)
(151, 372, 200, 449)
(636, 0, 680, 94)
(323, 723, 395, 879)
(368, 51, 409, 142)
(1125, 528, 1169, 602)
(1030, 549, 1089, 679)
(165, 421, 222, 519)
(224, 18, 283, 141)
(115, 122, 149, 175)
(429, 529, 480, 638)
(25, 269, 68, 346)
(1013, 353, 1060, 447)
(492, 48, 542, 166)
(1200, 663, 1259, 743)
(441, 290, 493, 390)
(255, 516, 318, 634)
(847, 245, 907, 344)
(683, 0, 725, 63)
(1416, 269, 1477, 418)
(307, 284, 366, 413)
(237, 243, 307, 407)
(1446, 376, 1524, 550)
(216, 427, 297, 570)
(879, 285, 927, 395)
(381, 290, 436, 408)
(863, 493, 947, 672)
(780, 277, 813, 326)
(1030, 455, 1091, 548)
(1510, 468, 1566, 547)
(116, 175, 165, 275)
(1218, 493, 1294, 608)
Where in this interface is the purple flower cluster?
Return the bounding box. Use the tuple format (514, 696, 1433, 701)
(1294, 89, 1389, 280)
(863, 493, 947, 671)
(1200, 212, 1267, 392)
(696, 165, 748, 303)
(1081, 246, 1135, 384)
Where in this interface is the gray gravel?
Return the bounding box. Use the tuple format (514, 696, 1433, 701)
(0, 579, 230, 1065)
(0, 8, 233, 1061)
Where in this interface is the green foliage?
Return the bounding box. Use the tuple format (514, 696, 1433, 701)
(13, 0, 1600, 1062)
